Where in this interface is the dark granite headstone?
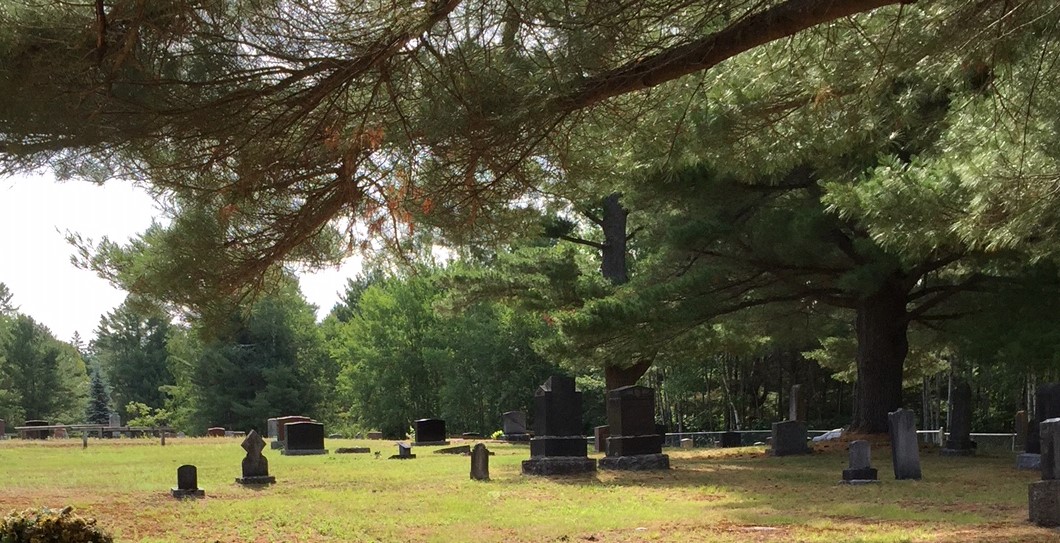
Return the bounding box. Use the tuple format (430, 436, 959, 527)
(24, 420, 48, 440)
(594, 426, 609, 453)
(720, 431, 742, 448)
(502, 411, 527, 436)
(942, 380, 975, 456)
(522, 375, 596, 475)
(599, 386, 669, 471)
(171, 464, 205, 498)
(888, 408, 922, 480)
(841, 440, 878, 483)
(1016, 410, 1029, 451)
(282, 421, 327, 455)
(471, 444, 490, 481)
(235, 430, 276, 485)
(1031, 418, 1060, 526)
(206, 427, 225, 437)
(0, 418, 5, 438)
(769, 421, 810, 456)
(275, 416, 313, 443)
(413, 418, 449, 445)
(389, 443, 416, 459)
(789, 384, 807, 422)
(1028, 384, 1060, 455)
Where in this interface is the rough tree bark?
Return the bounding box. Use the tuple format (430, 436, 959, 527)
(851, 276, 911, 434)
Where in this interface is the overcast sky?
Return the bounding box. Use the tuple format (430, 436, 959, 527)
(0, 172, 360, 342)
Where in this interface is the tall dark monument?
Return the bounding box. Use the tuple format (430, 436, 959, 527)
(599, 386, 669, 470)
(522, 375, 596, 475)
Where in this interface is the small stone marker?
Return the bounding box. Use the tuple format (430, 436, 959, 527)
(434, 444, 471, 455)
(720, 431, 741, 448)
(1030, 418, 1060, 526)
(160, 432, 166, 446)
(171, 464, 205, 498)
(887, 408, 922, 480)
(413, 418, 449, 445)
(594, 425, 610, 453)
(941, 380, 975, 456)
(367, 431, 384, 440)
(1016, 410, 1029, 451)
(281, 421, 328, 456)
(0, 418, 5, 438)
(841, 440, 878, 483)
(789, 384, 807, 422)
(389, 443, 416, 459)
(266, 418, 279, 440)
(235, 430, 276, 485)
(109, 413, 121, 428)
(470, 444, 490, 481)
(680, 438, 693, 449)
(207, 427, 225, 437)
(82, 432, 88, 449)
(335, 447, 371, 454)
(769, 420, 810, 456)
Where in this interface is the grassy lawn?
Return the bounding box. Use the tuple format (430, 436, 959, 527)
(0, 437, 1055, 542)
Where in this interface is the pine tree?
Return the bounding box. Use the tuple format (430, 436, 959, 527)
(84, 366, 111, 425)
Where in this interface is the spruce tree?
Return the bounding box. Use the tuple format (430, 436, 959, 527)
(84, 366, 111, 425)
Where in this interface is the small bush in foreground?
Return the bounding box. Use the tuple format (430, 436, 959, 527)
(0, 506, 113, 543)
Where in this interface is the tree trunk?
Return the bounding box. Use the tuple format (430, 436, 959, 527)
(600, 193, 629, 285)
(851, 278, 910, 434)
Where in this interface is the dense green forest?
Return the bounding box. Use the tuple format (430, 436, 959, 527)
(2, 1, 1060, 436)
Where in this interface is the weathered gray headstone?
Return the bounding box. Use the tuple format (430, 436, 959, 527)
(413, 418, 449, 445)
(435, 445, 472, 455)
(769, 420, 810, 456)
(1031, 421, 1060, 528)
(109, 413, 121, 428)
(389, 443, 416, 459)
(789, 384, 807, 422)
(502, 411, 527, 436)
(941, 380, 975, 456)
(82, 432, 88, 449)
(522, 375, 596, 475)
(281, 421, 328, 456)
(1016, 410, 1029, 451)
(841, 440, 878, 483)
(171, 464, 205, 498)
(470, 443, 490, 481)
(160, 432, 166, 446)
(887, 408, 922, 480)
(235, 430, 276, 485)
(680, 438, 693, 449)
(600, 386, 669, 471)
(266, 418, 279, 440)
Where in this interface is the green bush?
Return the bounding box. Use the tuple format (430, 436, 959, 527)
(0, 507, 113, 543)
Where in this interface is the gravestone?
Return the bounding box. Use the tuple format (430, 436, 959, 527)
(274, 415, 313, 445)
(389, 443, 416, 459)
(235, 430, 276, 485)
(24, 420, 49, 440)
(680, 438, 693, 449)
(1030, 418, 1060, 526)
(160, 432, 166, 446)
(82, 432, 88, 449)
(769, 421, 810, 456)
(600, 386, 669, 471)
(413, 418, 449, 445)
(367, 431, 384, 440)
(503, 411, 527, 435)
(1016, 410, 1029, 451)
(435, 445, 472, 455)
(206, 427, 225, 437)
(720, 431, 742, 448)
(461, 432, 482, 439)
(281, 421, 328, 455)
(335, 447, 371, 454)
(522, 375, 596, 475)
(841, 440, 878, 483)
(471, 443, 490, 481)
(266, 418, 279, 440)
(0, 419, 5, 439)
(109, 413, 121, 428)
(941, 380, 975, 456)
(171, 464, 205, 498)
(887, 408, 922, 480)
(789, 384, 807, 422)
(1028, 384, 1060, 454)
(594, 426, 609, 453)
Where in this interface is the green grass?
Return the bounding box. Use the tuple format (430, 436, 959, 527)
(0, 437, 1055, 542)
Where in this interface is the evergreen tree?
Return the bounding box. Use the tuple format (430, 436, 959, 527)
(84, 366, 111, 424)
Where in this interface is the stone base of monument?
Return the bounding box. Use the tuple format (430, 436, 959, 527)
(841, 467, 878, 482)
(606, 435, 663, 457)
(521, 456, 597, 476)
(435, 445, 472, 455)
(335, 447, 371, 454)
(598, 453, 670, 471)
(530, 436, 588, 456)
(940, 448, 975, 457)
(235, 475, 276, 485)
(412, 440, 450, 446)
(1017, 453, 1041, 470)
(170, 488, 205, 498)
(1030, 480, 1060, 526)
(503, 433, 531, 442)
(281, 448, 328, 456)
(270, 441, 283, 450)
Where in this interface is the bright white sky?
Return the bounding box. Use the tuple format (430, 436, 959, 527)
(0, 172, 361, 343)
